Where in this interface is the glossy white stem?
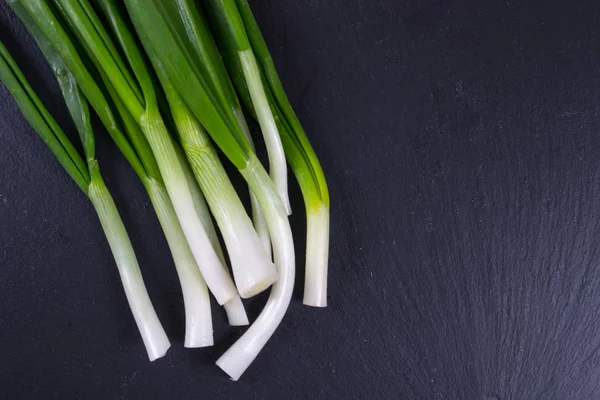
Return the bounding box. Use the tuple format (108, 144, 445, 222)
(216, 153, 295, 380)
(302, 204, 331, 307)
(88, 169, 170, 361)
(178, 149, 249, 326)
(144, 178, 213, 347)
(177, 111, 277, 299)
(140, 113, 237, 305)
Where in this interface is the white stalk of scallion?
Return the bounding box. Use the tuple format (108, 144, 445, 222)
(124, 0, 296, 379)
(204, 0, 292, 216)
(217, 0, 332, 307)
(144, 178, 215, 346)
(17, 0, 239, 305)
(0, 39, 170, 360)
(238, 48, 291, 215)
(10, 0, 218, 346)
(175, 142, 249, 326)
(159, 68, 277, 299)
(87, 166, 171, 359)
(139, 112, 238, 305)
(217, 152, 295, 379)
(163, 0, 273, 258)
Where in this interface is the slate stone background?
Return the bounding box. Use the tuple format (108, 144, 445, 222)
(1, 0, 600, 399)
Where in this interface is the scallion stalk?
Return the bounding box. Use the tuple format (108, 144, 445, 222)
(175, 142, 249, 326)
(170, 0, 272, 255)
(0, 38, 170, 360)
(217, 151, 295, 379)
(211, 0, 332, 307)
(158, 65, 277, 299)
(139, 109, 237, 306)
(16, 0, 239, 305)
(9, 0, 218, 345)
(111, 93, 216, 345)
(87, 165, 171, 359)
(124, 0, 296, 379)
(94, 0, 250, 325)
(203, 0, 291, 215)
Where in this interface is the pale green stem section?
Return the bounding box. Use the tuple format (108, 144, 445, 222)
(177, 143, 248, 326)
(239, 49, 291, 215)
(87, 163, 170, 361)
(176, 142, 226, 264)
(174, 102, 277, 299)
(140, 112, 237, 305)
(303, 203, 331, 307)
(216, 153, 295, 380)
(233, 106, 271, 257)
(143, 178, 213, 347)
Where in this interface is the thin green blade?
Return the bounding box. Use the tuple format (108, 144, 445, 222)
(0, 39, 89, 193)
(90, 0, 157, 111)
(151, 0, 248, 146)
(12, 0, 150, 181)
(124, 0, 251, 169)
(227, 0, 330, 205)
(205, 0, 251, 51)
(9, 1, 96, 163)
(53, 0, 145, 119)
(173, 0, 243, 118)
(203, 0, 254, 116)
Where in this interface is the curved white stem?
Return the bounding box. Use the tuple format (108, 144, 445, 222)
(144, 178, 213, 347)
(239, 49, 291, 215)
(302, 204, 330, 307)
(87, 170, 170, 361)
(234, 107, 272, 257)
(140, 112, 237, 305)
(216, 153, 295, 380)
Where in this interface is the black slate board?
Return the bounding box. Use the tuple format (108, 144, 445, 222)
(2, 0, 600, 399)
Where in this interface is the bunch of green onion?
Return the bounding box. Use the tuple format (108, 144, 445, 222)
(0, 0, 330, 380)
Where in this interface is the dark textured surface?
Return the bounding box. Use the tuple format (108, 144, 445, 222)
(2, 0, 600, 399)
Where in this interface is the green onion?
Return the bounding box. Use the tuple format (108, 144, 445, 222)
(204, 0, 291, 215)
(209, 0, 331, 307)
(146, 4, 277, 298)
(161, 71, 278, 298)
(174, 142, 249, 326)
(93, 0, 251, 325)
(16, 0, 240, 305)
(0, 37, 170, 360)
(124, 0, 296, 379)
(168, 0, 272, 256)
(107, 88, 218, 343)
(4, 0, 332, 378)
(9, 0, 220, 346)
